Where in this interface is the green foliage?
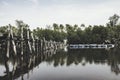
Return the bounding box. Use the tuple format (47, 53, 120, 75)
(66, 23, 120, 44)
(108, 14, 119, 27)
(0, 14, 120, 45)
(0, 26, 7, 34)
(33, 25, 66, 42)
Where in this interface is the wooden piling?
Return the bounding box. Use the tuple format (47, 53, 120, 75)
(6, 26, 10, 58)
(26, 26, 32, 54)
(9, 24, 17, 56)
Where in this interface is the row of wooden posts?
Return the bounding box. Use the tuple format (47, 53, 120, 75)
(0, 42, 58, 80)
(0, 24, 64, 58)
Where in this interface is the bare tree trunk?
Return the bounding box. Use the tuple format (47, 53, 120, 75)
(6, 26, 10, 58)
(9, 24, 17, 56)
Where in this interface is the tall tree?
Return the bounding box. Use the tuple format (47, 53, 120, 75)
(109, 14, 119, 27)
(60, 24, 64, 32)
(53, 23, 59, 31)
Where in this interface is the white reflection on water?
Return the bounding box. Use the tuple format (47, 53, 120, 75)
(0, 66, 6, 76)
(0, 62, 13, 76)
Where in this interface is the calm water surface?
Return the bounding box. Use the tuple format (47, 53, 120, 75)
(0, 48, 120, 80)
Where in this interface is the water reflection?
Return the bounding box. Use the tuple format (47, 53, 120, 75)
(0, 47, 120, 80)
(46, 48, 120, 75)
(0, 45, 57, 80)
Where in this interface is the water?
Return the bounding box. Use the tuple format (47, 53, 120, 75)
(0, 48, 120, 80)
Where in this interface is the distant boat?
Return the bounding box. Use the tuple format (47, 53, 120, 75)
(69, 44, 115, 49)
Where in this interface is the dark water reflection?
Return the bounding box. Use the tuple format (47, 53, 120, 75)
(0, 48, 120, 80)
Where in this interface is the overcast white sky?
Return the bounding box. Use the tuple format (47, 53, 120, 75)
(0, 0, 120, 29)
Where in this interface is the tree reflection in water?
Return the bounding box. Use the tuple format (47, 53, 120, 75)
(0, 45, 57, 80)
(0, 48, 120, 80)
(46, 48, 120, 75)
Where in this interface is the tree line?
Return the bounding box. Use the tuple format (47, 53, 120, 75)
(0, 14, 120, 45)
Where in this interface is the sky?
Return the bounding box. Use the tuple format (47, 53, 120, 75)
(0, 0, 120, 29)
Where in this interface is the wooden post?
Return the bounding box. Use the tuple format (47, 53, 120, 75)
(9, 24, 17, 56)
(31, 32, 35, 52)
(38, 39, 40, 54)
(43, 38, 45, 51)
(35, 35, 39, 54)
(26, 26, 32, 54)
(20, 23, 24, 55)
(40, 39, 43, 52)
(6, 26, 10, 58)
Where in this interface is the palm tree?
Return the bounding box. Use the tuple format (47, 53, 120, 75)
(60, 24, 64, 32)
(109, 14, 119, 27)
(73, 24, 78, 31)
(53, 23, 59, 31)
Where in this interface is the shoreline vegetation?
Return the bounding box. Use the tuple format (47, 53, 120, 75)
(0, 14, 120, 47)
